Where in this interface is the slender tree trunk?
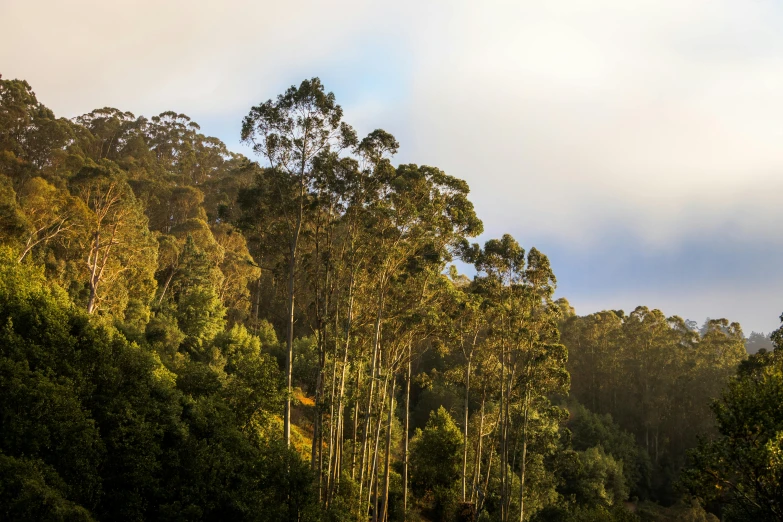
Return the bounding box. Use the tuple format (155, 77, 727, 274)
(253, 275, 261, 325)
(480, 407, 502, 513)
(519, 389, 530, 522)
(463, 355, 472, 502)
(369, 374, 390, 521)
(157, 267, 176, 305)
(381, 377, 396, 522)
(86, 231, 101, 314)
(471, 387, 486, 503)
(311, 334, 324, 471)
(351, 364, 361, 480)
(283, 172, 305, 447)
(500, 346, 507, 522)
(359, 288, 385, 502)
(326, 331, 339, 505)
(403, 345, 411, 521)
(284, 242, 296, 446)
(318, 409, 325, 502)
(504, 362, 515, 522)
(333, 270, 354, 492)
(654, 428, 659, 465)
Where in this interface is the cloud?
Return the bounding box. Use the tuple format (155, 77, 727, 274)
(1, 0, 407, 115)
(403, 1, 783, 246)
(3, 0, 781, 331)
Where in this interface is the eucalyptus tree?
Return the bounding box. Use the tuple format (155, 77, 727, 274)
(463, 235, 567, 522)
(0, 77, 72, 170)
(75, 107, 141, 162)
(69, 164, 157, 316)
(3, 176, 86, 262)
(439, 274, 489, 502)
(241, 78, 357, 446)
(354, 162, 482, 515)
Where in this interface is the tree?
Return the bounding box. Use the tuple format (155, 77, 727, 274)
(14, 177, 86, 262)
(683, 315, 783, 521)
(410, 406, 464, 519)
(70, 164, 157, 316)
(0, 78, 72, 170)
(241, 78, 357, 446)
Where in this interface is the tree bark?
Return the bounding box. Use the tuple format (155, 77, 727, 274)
(283, 241, 296, 446)
(403, 345, 411, 520)
(519, 389, 530, 522)
(463, 355, 472, 502)
(380, 377, 396, 522)
(359, 288, 385, 502)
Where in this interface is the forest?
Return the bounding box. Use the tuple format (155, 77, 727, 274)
(1, 75, 782, 522)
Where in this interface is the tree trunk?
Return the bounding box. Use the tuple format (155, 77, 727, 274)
(480, 407, 502, 514)
(283, 173, 304, 447)
(380, 377, 396, 522)
(519, 389, 530, 522)
(471, 387, 486, 503)
(283, 243, 296, 446)
(359, 289, 385, 502)
(157, 267, 176, 305)
(369, 374, 390, 521)
(86, 230, 101, 314)
(333, 270, 354, 492)
(351, 363, 361, 481)
(403, 345, 411, 520)
(463, 356, 472, 502)
(500, 346, 507, 522)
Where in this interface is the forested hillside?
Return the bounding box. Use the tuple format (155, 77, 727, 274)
(1, 76, 781, 521)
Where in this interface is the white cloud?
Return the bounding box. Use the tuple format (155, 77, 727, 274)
(1, 0, 403, 115)
(402, 1, 783, 246)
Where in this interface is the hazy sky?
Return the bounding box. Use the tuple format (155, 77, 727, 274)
(3, 0, 782, 333)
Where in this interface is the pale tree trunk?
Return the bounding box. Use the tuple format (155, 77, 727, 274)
(471, 387, 486, 503)
(480, 407, 503, 514)
(403, 346, 411, 520)
(283, 174, 304, 447)
(462, 355, 472, 502)
(359, 289, 385, 502)
(500, 346, 507, 522)
(351, 364, 361, 481)
(380, 377, 396, 522)
(332, 270, 354, 495)
(86, 230, 101, 314)
(325, 330, 339, 505)
(369, 374, 390, 521)
(86, 222, 118, 314)
(157, 267, 176, 305)
(283, 240, 296, 446)
(519, 389, 530, 522)
(311, 334, 324, 470)
(503, 362, 516, 522)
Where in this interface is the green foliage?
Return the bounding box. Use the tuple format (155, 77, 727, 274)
(410, 407, 464, 519)
(560, 447, 629, 507)
(561, 307, 747, 503)
(0, 452, 95, 522)
(532, 504, 639, 522)
(682, 336, 783, 521)
(567, 402, 651, 498)
(0, 250, 317, 520)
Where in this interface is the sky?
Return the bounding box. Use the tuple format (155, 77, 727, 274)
(2, 0, 782, 334)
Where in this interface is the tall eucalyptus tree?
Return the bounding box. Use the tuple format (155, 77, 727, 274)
(241, 78, 357, 446)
